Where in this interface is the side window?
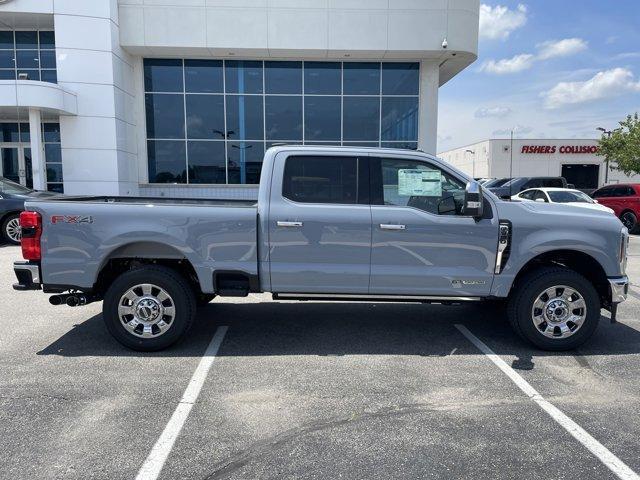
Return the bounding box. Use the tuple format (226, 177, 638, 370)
(282, 155, 359, 204)
(523, 179, 542, 189)
(533, 190, 548, 202)
(376, 157, 466, 215)
(593, 187, 611, 198)
(543, 178, 563, 188)
(624, 187, 634, 197)
(520, 190, 535, 200)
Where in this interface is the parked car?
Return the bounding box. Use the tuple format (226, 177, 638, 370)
(489, 176, 568, 199)
(592, 184, 640, 232)
(0, 178, 57, 244)
(13, 146, 628, 352)
(512, 188, 615, 214)
(482, 177, 510, 188)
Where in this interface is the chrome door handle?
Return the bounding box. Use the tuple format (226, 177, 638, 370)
(277, 221, 303, 227)
(380, 224, 406, 230)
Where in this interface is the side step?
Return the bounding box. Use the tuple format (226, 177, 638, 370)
(272, 293, 481, 304)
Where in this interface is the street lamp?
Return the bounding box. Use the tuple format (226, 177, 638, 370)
(597, 127, 612, 184)
(465, 149, 475, 177)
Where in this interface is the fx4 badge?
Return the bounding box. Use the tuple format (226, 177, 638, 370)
(51, 215, 94, 225)
(451, 279, 486, 288)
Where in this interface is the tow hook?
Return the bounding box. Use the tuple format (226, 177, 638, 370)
(49, 293, 95, 307)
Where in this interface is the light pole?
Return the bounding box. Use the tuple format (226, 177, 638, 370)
(597, 127, 612, 184)
(465, 149, 475, 177)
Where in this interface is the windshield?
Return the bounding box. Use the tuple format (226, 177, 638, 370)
(0, 177, 32, 194)
(548, 190, 594, 203)
(484, 178, 510, 188)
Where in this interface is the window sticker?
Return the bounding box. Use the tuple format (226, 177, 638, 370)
(398, 169, 442, 196)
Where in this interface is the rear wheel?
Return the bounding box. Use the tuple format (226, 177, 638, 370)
(620, 211, 638, 233)
(103, 266, 196, 351)
(2, 213, 21, 245)
(507, 267, 600, 350)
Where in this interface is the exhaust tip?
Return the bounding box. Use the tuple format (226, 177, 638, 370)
(66, 296, 79, 307)
(49, 295, 62, 306)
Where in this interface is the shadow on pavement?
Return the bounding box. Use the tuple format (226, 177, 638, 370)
(38, 301, 640, 360)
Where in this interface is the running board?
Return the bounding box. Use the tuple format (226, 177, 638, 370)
(272, 293, 481, 303)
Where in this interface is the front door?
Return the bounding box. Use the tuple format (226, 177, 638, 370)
(369, 156, 499, 297)
(268, 152, 372, 294)
(0, 145, 31, 188)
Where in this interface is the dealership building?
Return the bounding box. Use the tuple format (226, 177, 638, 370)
(439, 138, 640, 190)
(0, 0, 479, 198)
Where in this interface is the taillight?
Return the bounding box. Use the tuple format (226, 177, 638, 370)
(20, 211, 42, 260)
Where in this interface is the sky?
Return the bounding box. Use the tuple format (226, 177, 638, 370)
(437, 0, 640, 152)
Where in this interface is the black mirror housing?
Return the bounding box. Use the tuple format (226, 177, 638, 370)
(463, 181, 484, 218)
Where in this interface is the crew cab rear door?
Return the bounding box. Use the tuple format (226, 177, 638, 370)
(369, 155, 499, 297)
(267, 152, 372, 294)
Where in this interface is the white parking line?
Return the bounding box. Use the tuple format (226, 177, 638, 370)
(135, 326, 229, 480)
(455, 324, 640, 480)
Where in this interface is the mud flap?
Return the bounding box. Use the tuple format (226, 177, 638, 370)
(610, 303, 618, 324)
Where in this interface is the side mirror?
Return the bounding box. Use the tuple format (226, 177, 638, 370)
(463, 181, 484, 218)
(535, 197, 546, 203)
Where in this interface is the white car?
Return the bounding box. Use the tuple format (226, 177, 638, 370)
(511, 187, 615, 214)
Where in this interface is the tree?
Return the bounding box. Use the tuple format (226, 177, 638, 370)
(597, 113, 640, 176)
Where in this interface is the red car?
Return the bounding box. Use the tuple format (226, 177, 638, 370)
(592, 183, 640, 232)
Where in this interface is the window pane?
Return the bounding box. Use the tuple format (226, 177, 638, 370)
(381, 97, 418, 141)
(144, 59, 183, 92)
(39, 50, 56, 69)
(45, 143, 62, 163)
(381, 141, 418, 150)
(185, 94, 225, 139)
(47, 183, 63, 193)
(304, 96, 341, 141)
(267, 141, 301, 150)
(0, 70, 15, 80)
(41, 70, 57, 83)
(304, 62, 341, 95)
(265, 95, 302, 140)
(225, 60, 263, 94)
(265, 61, 302, 94)
(46, 163, 63, 183)
(0, 50, 13, 68)
(43, 123, 60, 142)
(148, 140, 186, 183)
(227, 141, 264, 184)
(226, 95, 264, 140)
(0, 31, 13, 49)
(19, 123, 30, 143)
(185, 59, 223, 93)
(39, 31, 55, 49)
(344, 142, 378, 147)
(1, 123, 19, 142)
(283, 155, 358, 204)
(379, 158, 465, 215)
(187, 141, 226, 184)
(145, 94, 185, 139)
(382, 63, 419, 95)
(343, 63, 380, 95)
(15, 31, 37, 49)
(16, 69, 39, 80)
(343, 97, 379, 141)
(16, 50, 39, 69)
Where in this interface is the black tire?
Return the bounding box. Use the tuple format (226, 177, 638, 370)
(620, 211, 639, 233)
(103, 266, 196, 351)
(196, 293, 216, 307)
(507, 267, 600, 351)
(2, 213, 21, 245)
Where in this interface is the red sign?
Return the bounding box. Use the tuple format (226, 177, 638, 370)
(521, 145, 599, 154)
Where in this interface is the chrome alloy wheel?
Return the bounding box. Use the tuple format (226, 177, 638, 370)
(5, 217, 21, 243)
(531, 285, 587, 339)
(117, 283, 176, 338)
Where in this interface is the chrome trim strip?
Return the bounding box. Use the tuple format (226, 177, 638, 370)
(275, 293, 481, 301)
(609, 277, 628, 304)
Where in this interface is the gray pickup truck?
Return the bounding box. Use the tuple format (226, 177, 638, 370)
(13, 146, 629, 351)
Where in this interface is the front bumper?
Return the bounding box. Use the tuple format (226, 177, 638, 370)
(609, 276, 629, 304)
(13, 261, 41, 291)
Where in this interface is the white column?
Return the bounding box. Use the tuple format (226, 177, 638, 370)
(28, 107, 46, 191)
(417, 60, 440, 155)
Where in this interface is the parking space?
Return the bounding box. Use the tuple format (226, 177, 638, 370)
(1, 239, 640, 479)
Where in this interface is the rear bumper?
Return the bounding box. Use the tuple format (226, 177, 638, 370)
(609, 276, 629, 304)
(13, 261, 41, 291)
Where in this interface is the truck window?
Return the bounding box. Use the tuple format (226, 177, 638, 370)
(373, 157, 466, 215)
(543, 178, 564, 188)
(282, 155, 359, 204)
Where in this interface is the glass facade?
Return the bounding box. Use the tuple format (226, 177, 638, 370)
(0, 31, 57, 83)
(144, 59, 419, 184)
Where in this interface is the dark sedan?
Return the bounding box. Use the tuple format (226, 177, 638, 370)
(0, 178, 58, 244)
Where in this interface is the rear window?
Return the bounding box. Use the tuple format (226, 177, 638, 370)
(282, 155, 359, 204)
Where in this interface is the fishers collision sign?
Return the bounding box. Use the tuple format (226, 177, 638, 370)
(521, 145, 600, 154)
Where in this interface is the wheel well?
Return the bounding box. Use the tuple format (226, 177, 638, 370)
(0, 210, 21, 226)
(511, 250, 609, 303)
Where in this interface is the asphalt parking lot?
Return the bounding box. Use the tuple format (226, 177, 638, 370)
(1, 240, 640, 480)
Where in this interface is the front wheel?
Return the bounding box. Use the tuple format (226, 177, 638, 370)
(620, 211, 638, 233)
(103, 266, 196, 351)
(2, 213, 21, 245)
(507, 267, 600, 350)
